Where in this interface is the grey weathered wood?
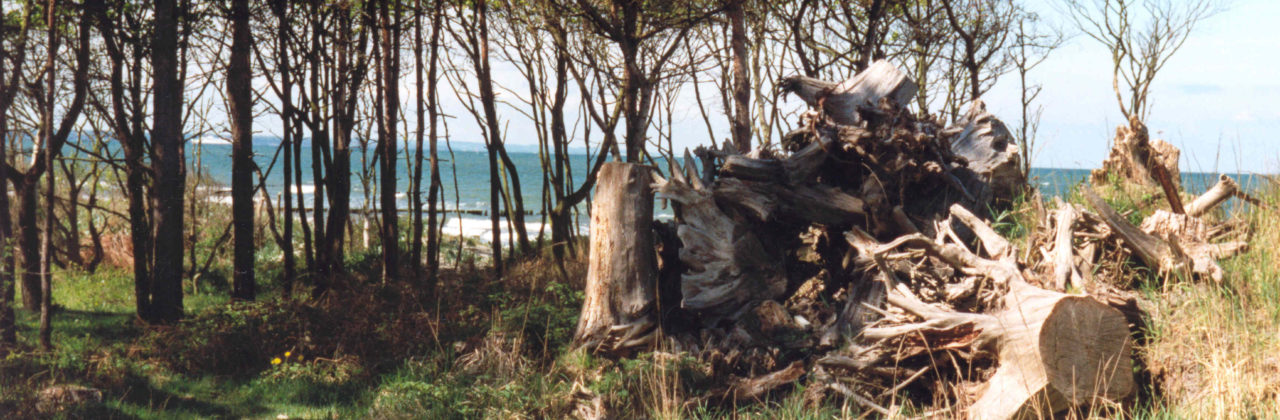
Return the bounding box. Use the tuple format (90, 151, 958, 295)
(1185, 174, 1239, 217)
(573, 162, 659, 355)
(1051, 202, 1085, 291)
(778, 60, 918, 126)
(852, 205, 1135, 420)
(654, 169, 786, 325)
(1090, 115, 1181, 193)
(1083, 188, 1191, 279)
(944, 100, 1024, 204)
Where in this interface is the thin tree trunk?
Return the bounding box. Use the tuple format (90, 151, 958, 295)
(17, 184, 39, 311)
(425, 2, 444, 294)
(411, 0, 426, 284)
(229, 0, 255, 301)
(150, 0, 185, 323)
(727, 0, 751, 152)
(0, 0, 22, 345)
(377, 0, 401, 282)
(38, 0, 58, 349)
(272, 0, 295, 296)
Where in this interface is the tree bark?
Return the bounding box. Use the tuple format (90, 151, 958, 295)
(16, 183, 40, 311)
(425, 3, 444, 293)
(377, 0, 401, 282)
(411, 0, 427, 285)
(573, 162, 658, 355)
(0, 0, 23, 345)
(726, 0, 751, 153)
(271, 0, 295, 296)
(467, 0, 504, 276)
(229, 0, 255, 301)
(39, 0, 57, 349)
(150, 0, 185, 323)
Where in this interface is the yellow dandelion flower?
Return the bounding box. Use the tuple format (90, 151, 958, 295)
(284, 351, 292, 358)
(271, 357, 282, 365)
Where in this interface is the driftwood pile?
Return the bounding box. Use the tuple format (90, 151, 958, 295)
(569, 61, 1256, 419)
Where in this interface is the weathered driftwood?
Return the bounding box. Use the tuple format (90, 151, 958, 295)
(1132, 175, 1253, 282)
(573, 162, 660, 355)
(778, 59, 917, 126)
(1185, 174, 1240, 217)
(1090, 115, 1181, 195)
(1051, 201, 1085, 291)
(849, 205, 1134, 420)
(714, 361, 806, 404)
(1083, 188, 1192, 280)
(943, 100, 1025, 204)
(654, 166, 786, 325)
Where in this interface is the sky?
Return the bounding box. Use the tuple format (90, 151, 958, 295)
(235, 0, 1279, 174)
(981, 0, 1280, 173)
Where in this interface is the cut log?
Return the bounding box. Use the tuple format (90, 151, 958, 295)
(1083, 188, 1191, 279)
(778, 59, 917, 126)
(944, 100, 1025, 204)
(969, 281, 1134, 420)
(573, 162, 659, 355)
(850, 204, 1134, 420)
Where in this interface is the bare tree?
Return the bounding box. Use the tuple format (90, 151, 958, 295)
(1010, 13, 1063, 177)
(564, 0, 720, 162)
(1062, 0, 1220, 120)
(941, 0, 1017, 106)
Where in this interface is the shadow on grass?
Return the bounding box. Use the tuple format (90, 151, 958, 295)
(106, 371, 267, 419)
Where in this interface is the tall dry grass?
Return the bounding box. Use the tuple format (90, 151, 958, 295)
(1141, 178, 1280, 417)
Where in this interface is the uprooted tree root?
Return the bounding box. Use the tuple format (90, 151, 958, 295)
(566, 60, 1262, 419)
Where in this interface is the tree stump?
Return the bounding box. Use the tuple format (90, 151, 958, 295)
(573, 162, 659, 355)
(1090, 115, 1180, 194)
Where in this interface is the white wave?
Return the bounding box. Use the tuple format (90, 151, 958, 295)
(441, 217, 561, 244)
(194, 135, 231, 145)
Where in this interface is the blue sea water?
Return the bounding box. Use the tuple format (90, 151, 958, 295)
(184, 138, 1263, 222)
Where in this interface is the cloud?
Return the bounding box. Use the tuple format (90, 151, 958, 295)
(1233, 111, 1256, 122)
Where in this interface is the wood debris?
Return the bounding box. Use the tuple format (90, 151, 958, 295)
(572, 60, 1260, 419)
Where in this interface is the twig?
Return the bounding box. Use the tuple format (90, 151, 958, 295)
(829, 381, 892, 417)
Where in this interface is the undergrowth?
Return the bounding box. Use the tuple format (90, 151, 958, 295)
(4, 178, 1280, 418)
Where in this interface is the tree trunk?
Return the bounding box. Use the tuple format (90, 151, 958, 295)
(424, 3, 444, 294)
(726, 0, 751, 153)
(0, 99, 11, 347)
(272, 0, 295, 296)
(573, 162, 658, 356)
(377, 0, 401, 282)
(150, 0, 185, 323)
(229, 0, 254, 301)
(466, 1, 504, 276)
(411, 0, 426, 285)
(17, 182, 40, 311)
(0, 0, 26, 344)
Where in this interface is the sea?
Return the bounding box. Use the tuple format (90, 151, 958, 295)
(180, 137, 1265, 242)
